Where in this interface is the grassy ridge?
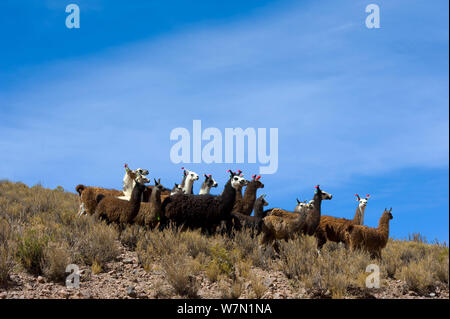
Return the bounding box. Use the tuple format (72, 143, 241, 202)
(0, 180, 448, 298)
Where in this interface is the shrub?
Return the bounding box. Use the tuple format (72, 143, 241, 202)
(0, 245, 14, 287)
(398, 258, 435, 294)
(162, 253, 199, 298)
(42, 242, 71, 282)
(75, 220, 119, 269)
(249, 273, 267, 299)
(180, 230, 210, 258)
(219, 278, 243, 299)
(120, 224, 144, 250)
(16, 229, 48, 275)
(207, 244, 235, 280)
(0, 217, 14, 287)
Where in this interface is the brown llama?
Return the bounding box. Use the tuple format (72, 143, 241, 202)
(232, 174, 264, 216)
(134, 179, 165, 229)
(346, 208, 393, 259)
(315, 193, 370, 250)
(260, 185, 332, 246)
(94, 180, 147, 228)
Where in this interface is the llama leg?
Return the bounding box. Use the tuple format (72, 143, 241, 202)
(77, 203, 86, 217)
(272, 240, 280, 255)
(316, 232, 327, 251)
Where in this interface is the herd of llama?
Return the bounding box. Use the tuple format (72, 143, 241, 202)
(75, 164, 393, 259)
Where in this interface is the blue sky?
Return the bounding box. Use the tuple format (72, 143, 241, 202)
(0, 0, 448, 242)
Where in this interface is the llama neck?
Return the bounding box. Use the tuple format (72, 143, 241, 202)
(221, 180, 236, 214)
(253, 201, 264, 219)
(151, 188, 162, 209)
(183, 177, 194, 194)
(199, 182, 210, 195)
(307, 191, 323, 231)
(359, 205, 366, 225)
(243, 182, 258, 205)
(123, 173, 135, 197)
(352, 205, 362, 224)
(235, 186, 243, 201)
(180, 175, 187, 189)
(377, 213, 391, 236)
(312, 192, 322, 215)
(130, 184, 143, 213)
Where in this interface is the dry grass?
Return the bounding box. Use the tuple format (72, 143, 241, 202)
(0, 180, 448, 298)
(0, 180, 119, 281)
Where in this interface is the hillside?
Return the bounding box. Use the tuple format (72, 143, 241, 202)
(0, 180, 448, 299)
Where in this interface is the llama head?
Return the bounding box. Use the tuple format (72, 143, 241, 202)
(134, 174, 150, 185)
(171, 183, 183, 195)
(203, 174, 218, 188)
(384, 207, 393, 220)
(355, 194, 370, 209)
(182, 167, 199, 182)
(124, 163, 149, 176)
(154, 178, 164, 191)
(228, 170, 247, 190)
(314, 185, 332, 200)
(294, 198, 309, 213)
(250, 174, 264, 189)
(135, 168, 149, 176)
(258, 194, 269, 207)
(125, 165, 149, 181)
(130, 169, 150, 184)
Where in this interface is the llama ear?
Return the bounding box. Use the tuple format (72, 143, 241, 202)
(256, 175, 261, 181)
(366, 194, 370, 199)
(355, 194, 360, 201)
(296, 198, 300, 204)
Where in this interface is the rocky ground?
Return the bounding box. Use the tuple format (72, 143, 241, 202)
(1, 242, 448, 300)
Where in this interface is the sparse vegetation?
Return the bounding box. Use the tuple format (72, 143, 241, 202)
(0, 180, 448, 298)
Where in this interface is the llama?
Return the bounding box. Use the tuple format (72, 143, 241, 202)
(94, 179, 148, 228)
(160, 170, 246, 234)
(199, 174, 218, 195)
(260, 185, 332, 246)
(75, 165, 149, 217)
(253, 194, 269, 219)
(315, 193, 371, 250)
(179, 167, 199, 194)
(346, 208, 393, 259)
(116, 164, 150, 200)
(170, 183, 183, 195)
(141, 179, 172, 203)
(134, 179, 165, 229)
(232, 175, 264, 216)
(232, 194, 269, 236)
